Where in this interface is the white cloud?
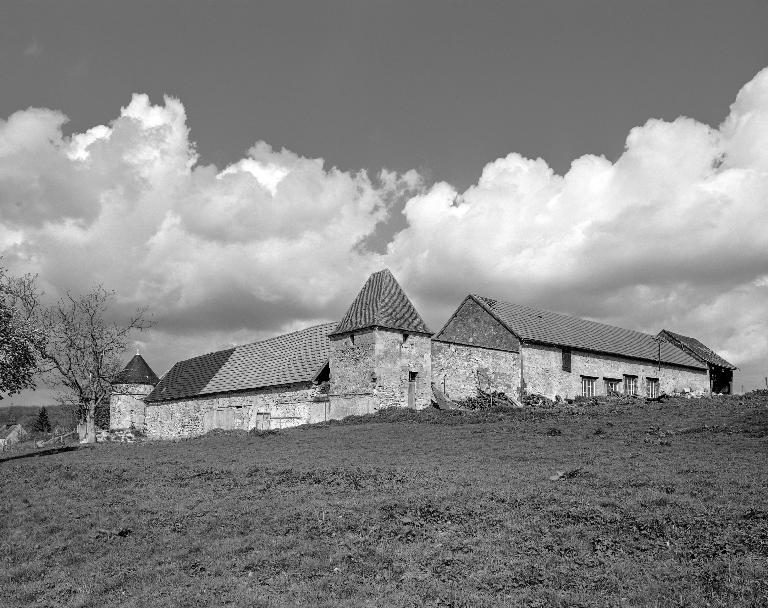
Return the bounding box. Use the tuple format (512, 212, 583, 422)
(387, 68, 768, 387)
(1, 69, 767, 392)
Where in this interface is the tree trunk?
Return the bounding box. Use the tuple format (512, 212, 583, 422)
(77, 401, 97, 444)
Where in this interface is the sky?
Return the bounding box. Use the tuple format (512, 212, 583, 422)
(1, 0, 767, 404)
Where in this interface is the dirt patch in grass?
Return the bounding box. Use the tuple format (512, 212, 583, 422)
(1, 395, 767, 607)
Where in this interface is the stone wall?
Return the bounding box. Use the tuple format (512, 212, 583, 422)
(436, 296, 520, 351)
(374, 330, 432, 410)
(329, 329, 376, 399)
(431, 342, 521, 401)
(144, 383, 326, 440)
(522, 343, 709, 400)
(110, 383, 154, 430)
(329, 328, 432, 414)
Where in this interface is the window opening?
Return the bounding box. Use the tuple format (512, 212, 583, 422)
(562, 348, 572, 372)
(647, 378, 659, 399)
(623, 375, 638, 396)
(581, 376, 596, 397)
(604, 378, 621, 395)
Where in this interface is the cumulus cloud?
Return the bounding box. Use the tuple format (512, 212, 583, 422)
(388, 68, 768, 388)
(0, 93, 418, 379)
(0, 69, 767, 390)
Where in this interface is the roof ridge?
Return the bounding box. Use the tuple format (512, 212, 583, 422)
(237, 321, 338, 349)
(474, 294, 659, 340)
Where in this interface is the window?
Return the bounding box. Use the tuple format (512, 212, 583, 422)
(647, 378, 659, 398)
(623, 375, 638, 396)
(605, 378, 621, 395)
(581, 376, 596, 397)
(403, 333, 409, 344)
(562, 348, 572, 372)
(350, 334, 355, 345)
(409, 371, 418, 382)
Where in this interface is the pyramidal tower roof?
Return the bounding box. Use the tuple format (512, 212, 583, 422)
(330, 269, 432, 336)
(112, 353, 160, 385)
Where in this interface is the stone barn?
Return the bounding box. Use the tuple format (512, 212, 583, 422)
(432, 295, 711, 401)
(137, 269, 735, 440)
(657, 329, 737, 394)
(143, 323, 336, 439)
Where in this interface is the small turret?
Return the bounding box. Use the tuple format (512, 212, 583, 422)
(109, 353, 159, 430)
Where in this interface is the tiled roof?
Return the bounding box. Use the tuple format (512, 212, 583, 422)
(113, 354, 160, 385)
(203, 322, 336, 394)
(145, 323, 336, 403)
(145, 348, 236, 402)
(473, 296, 706, 369)
(331, 269, 431, 336)
(658, 330, 736, 370)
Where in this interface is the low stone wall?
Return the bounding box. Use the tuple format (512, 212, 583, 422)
(96, 428, 139, 443)
(431, 341, 521, 401)
(522, 343, 709, 400)
(144, 383, 326, 440)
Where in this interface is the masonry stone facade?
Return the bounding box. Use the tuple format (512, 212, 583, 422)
(144, 383, 328, 440)
(521, 343, 709, 400)
(110, 383, 154, 430)
(431, 342, 520, 401)
(329, 328, 432, 416)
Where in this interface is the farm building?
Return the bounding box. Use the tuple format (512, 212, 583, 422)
(109, 353, 160, 431)
(431, 295, 712, 401)
(111, 269, 735, 439)
(139, 269, 433, 439)
(142, 323, 336, 439)
(657, 329, 736, 394)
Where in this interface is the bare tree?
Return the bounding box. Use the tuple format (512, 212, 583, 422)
(36, 286, 152, 441)
(2, 267, 152, 441)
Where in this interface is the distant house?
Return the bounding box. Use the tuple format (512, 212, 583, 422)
(0, 424, 28, 450)
(432, 295, 711, 401)
(658, 330, 736, 394)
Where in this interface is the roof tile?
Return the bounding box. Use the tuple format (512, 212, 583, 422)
(331, 269, 431, 336)
(474, 296, 706, 369)
(145, 322, 336, 403)
(658, 330, 736, 369)
(112, 354, 160, 385)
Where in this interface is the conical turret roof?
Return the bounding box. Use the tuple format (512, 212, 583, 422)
(112, 353, 160, 385)
(330, 269, 432, 336)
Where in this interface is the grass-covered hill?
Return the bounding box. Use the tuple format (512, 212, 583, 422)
(1, 394, 767, 607)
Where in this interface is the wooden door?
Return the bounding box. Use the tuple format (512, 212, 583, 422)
(408, 371, 417, 408)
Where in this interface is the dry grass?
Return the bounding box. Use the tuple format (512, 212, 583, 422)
(1, 395, 767, 607)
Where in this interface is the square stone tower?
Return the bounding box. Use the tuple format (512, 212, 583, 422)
(328, 269, 432, 418)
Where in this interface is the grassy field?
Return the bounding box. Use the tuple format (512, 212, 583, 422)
(1, 395, 767, 607)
